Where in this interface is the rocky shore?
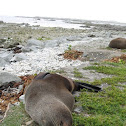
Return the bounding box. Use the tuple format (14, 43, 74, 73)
(0, 16, 126, 124)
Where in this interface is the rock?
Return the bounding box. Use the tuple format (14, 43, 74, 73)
(13, 47, 22, 53)
(10, 53, 27, 62)
(13, 102, 20, 106)
(109, 38, 126, 49)
(0, 58, 9, 67)
(89, 58, 94, 61)
(25, 120, 34, 125)
(18, 85, 23, 92)
(44, 38, 67, 48)
(0, 72, 21, 86)
(26, 39, 44, 48)
(0, 115, 4, 120)
(88, 34, 96, 37)
(83, 53, 88, 57)
(100, 83, 109, 89)
(44, 40, 60, 48)
(0, 51, 14, 62)
(4, 41, 19, 49)
(74, 106, 83, 114)
(66, 36, 82, 41)
(73, 91, 81, 97)
(19, 95, 25, 104)
(0, 38, 6, 43)
(22, 47, 32, 52)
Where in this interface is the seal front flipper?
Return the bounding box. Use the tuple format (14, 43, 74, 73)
(74, 81, 102, 92)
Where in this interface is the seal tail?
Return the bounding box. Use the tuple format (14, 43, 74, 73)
(74, 81, 102, 92)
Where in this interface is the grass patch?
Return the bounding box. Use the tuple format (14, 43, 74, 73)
(105, 47, 113, 50)
(121, 49, 126, 52)
(72, 62, 126, 125)
(1, 103, 29, 126)
(73, 68, 83, 78)
(83, 65, 126, 76)
(1, 62, 126, 126)
(1, 103, 37, 126)
(73, 87, 126, 126)
(37, 36, 51, 41)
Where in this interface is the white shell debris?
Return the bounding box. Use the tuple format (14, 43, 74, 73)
(0, 43, 83, 76)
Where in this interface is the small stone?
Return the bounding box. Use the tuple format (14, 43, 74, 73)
(83, 53, 88, 57)
(74, 106, 83, 114)
(18, 85, 23, 92)
(88, 34, 95, 37)
(19, 95, 25, 104)
(26, 120, 34, 125)
(0, 115, 4, 120)
(0, 58, 9, 67)
(0, 72, 21, 86)
(89, 58, 94, 61)
(73, 91, 81, 97)
(13, 102, 20, 106)
(11, 53, 27, 62)
(0, 38, 6, 43)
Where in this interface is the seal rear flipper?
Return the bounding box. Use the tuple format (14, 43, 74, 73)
(74, 81, 102, 92)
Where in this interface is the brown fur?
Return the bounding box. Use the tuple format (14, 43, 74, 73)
(109, 38, 126, 49)
(25, 73, 75, 126)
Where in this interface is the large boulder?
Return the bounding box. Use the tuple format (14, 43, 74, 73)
(109, 38, 126, 49)
(10, 53, 27, 62)
(22, 39, 45, 52)
(0, 51, 14, 62)
(0, 72, 21, 87)
(26, 39, 44, 48)
(0, 58, 9, 67)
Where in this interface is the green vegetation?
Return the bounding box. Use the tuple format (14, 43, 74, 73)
(1, 103, 37, 126)
(68, 45, 72, 50)
(1, 62, 126, 126)
(73, 87, 126, 126)
(121, 49, 126, 52)
(37, 36, 51, 41)
(105, 47, 113, 50)
(73, 68, 83, 78)
(72, 62, 126, 126)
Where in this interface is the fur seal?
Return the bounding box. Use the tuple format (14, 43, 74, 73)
(25, 72, 101, 126)
(25, 72, 76, 126)
(109, 38, 126, 49)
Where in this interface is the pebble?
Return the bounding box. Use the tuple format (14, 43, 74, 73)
(74, 106, 83, 114)
(18, 85, 23, 92)
(0, 115, 4, 120)
(19, 95, 25, 104)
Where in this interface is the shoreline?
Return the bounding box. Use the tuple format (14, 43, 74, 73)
(0, 17, 126, 77)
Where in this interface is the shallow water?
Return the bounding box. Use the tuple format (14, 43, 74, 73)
(1, 16, 126, 30)
(0, 16, 85, 29)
